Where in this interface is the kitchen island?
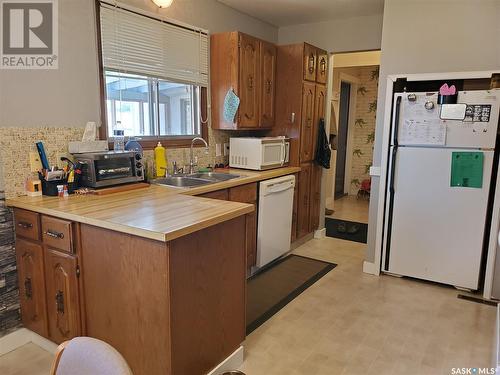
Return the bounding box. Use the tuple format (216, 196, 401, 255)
(7, 167, 300, 375)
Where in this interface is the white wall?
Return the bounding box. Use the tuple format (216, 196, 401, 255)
(0, 0, 278, 128)
(0, 0, 100, 127)
(366, 0, 500, 263)
(278, 14, 383, 52)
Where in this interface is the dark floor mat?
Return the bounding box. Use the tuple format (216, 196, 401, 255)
(325, 218, 368, 243)
(246, 255, 336, 334)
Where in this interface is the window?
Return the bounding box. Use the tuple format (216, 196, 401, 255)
(98, 1, 209, 147)
(104, 70, 201, 139)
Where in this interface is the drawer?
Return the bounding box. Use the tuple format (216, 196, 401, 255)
(198, 189, 229, 200)
(229, 183, 257, 204)
(41, 216, 73, 253)
(14, 209, 41, 241)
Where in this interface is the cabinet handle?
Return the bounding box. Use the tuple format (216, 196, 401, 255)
(18, 221, 33, 229)
(320, 57, 327, 75)
(24, 278, 32, 299)
(308, 53, 315, 74)
(248, 75, 254, 90)
(265, 79, 272, 94)
(55, 290, 64, 314)
(44, 230, 64, 239)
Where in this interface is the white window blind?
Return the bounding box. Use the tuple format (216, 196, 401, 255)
(99, 2, 209, 87)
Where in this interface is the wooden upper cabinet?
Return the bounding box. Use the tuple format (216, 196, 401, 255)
(238, 33, 260, 128)
(303, 43, 317, 82)
(316, 49, 328, 84)
(16, 239, 48, 337)
(259, 41, 276, 128)
(45, 248, 81, 344)
(300, 82, 316, 162)
(210, 31, 275, 130)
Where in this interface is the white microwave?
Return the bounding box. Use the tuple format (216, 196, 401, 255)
(229, 137, 290, 170)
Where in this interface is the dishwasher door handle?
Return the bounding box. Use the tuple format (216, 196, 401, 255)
(265, 182, 294, 195)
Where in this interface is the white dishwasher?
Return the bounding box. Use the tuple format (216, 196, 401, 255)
(256, 175, 296, 269)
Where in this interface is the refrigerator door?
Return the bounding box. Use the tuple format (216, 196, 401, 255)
(393, 90, 500, 149)
(384, 147, 494, 289)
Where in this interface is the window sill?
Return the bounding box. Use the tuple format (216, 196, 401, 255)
(107, 136, 209, 151)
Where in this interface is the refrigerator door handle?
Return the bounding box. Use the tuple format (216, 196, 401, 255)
(497, 230, 500, 247)
(385, 95, 403, 270)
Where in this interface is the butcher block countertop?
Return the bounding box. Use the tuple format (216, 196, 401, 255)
(6, 167, 300, 242)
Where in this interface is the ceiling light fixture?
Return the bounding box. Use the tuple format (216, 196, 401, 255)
(151, 0, 174, 8)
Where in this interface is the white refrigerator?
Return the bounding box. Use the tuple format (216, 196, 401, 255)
(382, 90, 500, 290)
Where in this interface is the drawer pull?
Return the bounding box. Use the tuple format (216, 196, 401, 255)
(18, 221, 33, 229)
(24, 277, 32, 299)
(55, 290, 65, 314)
(44, 230, 64, 239)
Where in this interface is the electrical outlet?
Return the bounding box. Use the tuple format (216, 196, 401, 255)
(223, 143, 229, 156)
(215, 143, 222, 157)
(29, 151, 42, 172)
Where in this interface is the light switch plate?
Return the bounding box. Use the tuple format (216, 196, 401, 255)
(224, 143, 229, 156)
(215, 144, 222, 157)
(29, 152, 42, 172)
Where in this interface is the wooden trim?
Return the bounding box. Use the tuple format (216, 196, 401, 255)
(50, 341, 69, 375)
(95, 1, 209, 150)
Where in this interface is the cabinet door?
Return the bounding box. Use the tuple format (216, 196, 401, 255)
(229, 183, 258, 268)
(199, 189, 229, 200)
(297, 163, 312, 239)
(300, 82, 316, 162)
(259, 41, 276, 128)
(16, 239, 48, 337)
(312, 84, 327, 158)
(316, 49, 328, 84)
(238, 33, 260, 128)
(45, 248, 81, 343)
(245, 209, 257, 268)
(309, 164, 322, 232)
(291, 173, 299, 243)
(303, 43, 317, 82)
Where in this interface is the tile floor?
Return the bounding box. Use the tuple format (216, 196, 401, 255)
(327, 196, 370, 224)
(0, 237, 495, 375)
(0, 343, 52, 375)
(239, 236, 496, 375)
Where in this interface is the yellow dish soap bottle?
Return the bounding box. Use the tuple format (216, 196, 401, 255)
(154, 142, 167, 177)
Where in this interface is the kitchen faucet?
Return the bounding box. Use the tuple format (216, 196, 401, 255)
(189, 137, 208, 174)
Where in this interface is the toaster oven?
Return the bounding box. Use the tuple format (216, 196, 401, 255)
(75, 151, 144, 188)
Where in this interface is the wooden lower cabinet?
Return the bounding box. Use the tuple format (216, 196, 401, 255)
(15, 238, 48, 337)
(297, 163, 312, 239)
(199, 188, 229, 200)
(309, 164, 322, 231)
(198, 183, 258, 269)
(44, 248, 81, 343)
(291, 173, 299, 243)
(244, 209, 257, 267)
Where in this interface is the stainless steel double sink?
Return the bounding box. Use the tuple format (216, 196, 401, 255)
(152, 172, 240, 188)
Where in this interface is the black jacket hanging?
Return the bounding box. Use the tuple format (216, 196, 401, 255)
(314, 118, 331, 169)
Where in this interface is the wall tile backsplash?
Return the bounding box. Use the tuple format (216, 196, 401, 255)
(0, 126, 229, 198)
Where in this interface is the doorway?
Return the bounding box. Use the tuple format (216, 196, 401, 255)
(334, 81, 351, 199)
(324, 50, 381, 243)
